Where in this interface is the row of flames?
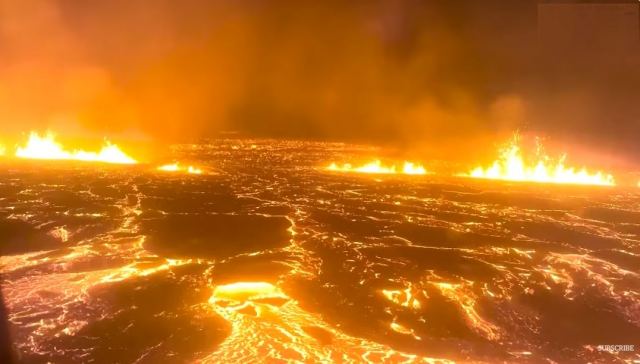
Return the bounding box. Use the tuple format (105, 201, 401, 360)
(465, 137, 616, 186)
(0, 131, 203, 174)
(14, 132, 137, 164)
(157, 162, 203, 175)
(327, 160, 427, 175)
(0, 131, 635, 186)
(326, 135, 620, 187)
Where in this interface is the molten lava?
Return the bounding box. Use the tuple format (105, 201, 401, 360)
(157, 163, 203, 174)
(209, 282, 286, 304)
(465, 135, 615, 186)
(15, 132, 137, 164)
(204, 281, 445, 362)
(327, 160, 427, 175)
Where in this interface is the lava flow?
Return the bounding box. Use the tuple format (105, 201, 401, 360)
(14, 131, 137, 164)
(1, 139, 639, 364)
(464, 134, 615, 186)
(327, 160, 427, 175)
(204, 281, 450, 363)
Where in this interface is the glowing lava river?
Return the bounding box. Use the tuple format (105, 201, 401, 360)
(1, 140, 639, 363)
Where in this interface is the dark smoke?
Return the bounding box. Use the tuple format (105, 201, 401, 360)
(0, 1, 638, 163)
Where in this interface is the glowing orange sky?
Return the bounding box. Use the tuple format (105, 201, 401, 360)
(0, 1, 637, 164)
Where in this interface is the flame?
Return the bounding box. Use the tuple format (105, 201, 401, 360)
(158, 163, 180, 172)
(15, 132, 137, 164)
(187, 166, 203, 174)
(0, 144, 5, 156)
(327, 160, 427, 175)
(464, 135, 615, 186)
(157, 163, 203, 174)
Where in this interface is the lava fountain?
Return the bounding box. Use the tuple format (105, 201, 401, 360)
(464, 135, 615, 186)
(15, 132, 137, 164)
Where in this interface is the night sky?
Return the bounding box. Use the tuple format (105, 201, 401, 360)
(0, 1, 638, 162)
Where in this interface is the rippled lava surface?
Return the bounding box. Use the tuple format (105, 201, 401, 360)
(1, 140, 639, 363)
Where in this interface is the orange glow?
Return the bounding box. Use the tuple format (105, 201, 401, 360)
(381, 287, 422, 310)
(157, 162, 203, 174)
(15, 132, 137, 164)
(188, 166, 203, 174)
(464, 134, 615, 186)
(204, 281, 448, 362)
(327, 160, 427, 175)
(432, 281, 501, 341)
(209, 281, 286, 304)
(390, 321, 422, 340)
(0, 144, 5, 156)
(157, 163, 181, 172)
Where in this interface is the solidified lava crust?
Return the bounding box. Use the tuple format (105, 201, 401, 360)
(1, 140, 639, 363)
